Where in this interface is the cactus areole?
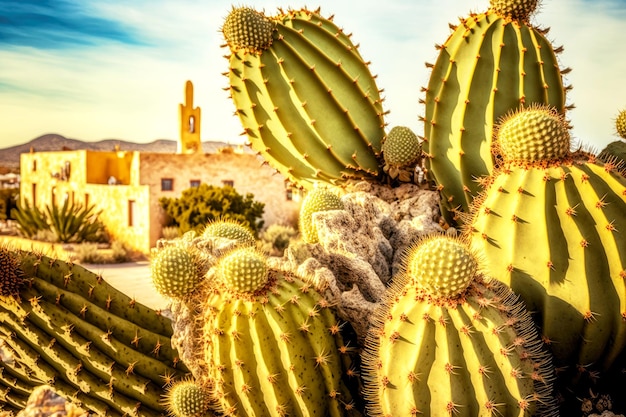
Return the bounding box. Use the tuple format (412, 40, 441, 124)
(423, 9, 566, 225)
(223, 7, 386, 189)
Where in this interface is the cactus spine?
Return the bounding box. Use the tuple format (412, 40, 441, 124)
(0, 249, 188, 416)
(363, 235, 557, 416)
(223, 7, 386, 189)
(467, 106, 626, 371)
(422, 3, 567, 224)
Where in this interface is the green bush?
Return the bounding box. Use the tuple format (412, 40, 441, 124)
(159, 184, 265, 236)
(0, 189, 18, 221)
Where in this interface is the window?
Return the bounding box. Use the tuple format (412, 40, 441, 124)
(128, 200, 136, 227)
(32, 183, 37, 206)
(190, 179, 201, 188)
(189, 116, 195, 133)
(32, 159, 37, 172)
(85, 193, 90, 207)
(286, 188, 293, 201)
(161, 178, 174, 191)
(222, 179, 234, 188)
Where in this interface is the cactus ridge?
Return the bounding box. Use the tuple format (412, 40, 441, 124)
(299, 187, 345, 244)
(467, 157, 626, 370)
(495, 104, 571, 164)
(226, 7, 386, 189)
(423, 9, 566, 224)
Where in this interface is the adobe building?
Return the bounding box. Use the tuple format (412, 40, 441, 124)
(19, 81, 300, 254)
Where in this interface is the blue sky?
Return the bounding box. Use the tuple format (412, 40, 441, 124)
(1, 0, 626, 151)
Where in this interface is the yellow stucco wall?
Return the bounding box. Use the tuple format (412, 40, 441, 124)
(20, 148, 300, 254)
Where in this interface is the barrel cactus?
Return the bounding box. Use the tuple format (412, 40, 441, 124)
(422, 0, 567, 225)
(198, 246, 360, 416)
(151, 244, 206, 298)
(467, 105, 626, 373)
(201, 218, 256, 247)
(163, 378, 211, 417)
(381, 126, 422, 182)
(223, 6, 386, 189)
(363, 235, 557, 416)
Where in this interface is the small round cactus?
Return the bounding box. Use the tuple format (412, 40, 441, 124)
(615, 109, 626, 139)
(222, 7, 276, 53)
(151, 245, 204, 298)
(495, 105, 570, 164)
(382, 126, 421, 168)
(490, 0, 539, 22)
(201, 218, 256, 247)
(0, 245, 24, 298)
(405, 235, 479, 298)
(215, 246, 268, 294)
(163, 379, 209, 417)
(299, 187, 344, 244)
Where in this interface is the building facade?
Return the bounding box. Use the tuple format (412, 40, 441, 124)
(18, 81, 299, 254)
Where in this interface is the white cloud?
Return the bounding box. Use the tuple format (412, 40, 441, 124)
(2, 0, 625, 151)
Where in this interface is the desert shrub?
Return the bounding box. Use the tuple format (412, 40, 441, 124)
(260, 224, 298, 256)
(110, 240, 131, 263)
(0, 189, 18, 221)
(12, 198, 108, 243)
(159, 183, 265, 236)
(161, 226, 181, 240)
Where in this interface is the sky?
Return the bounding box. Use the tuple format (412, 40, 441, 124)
(1, 0, 626, 151)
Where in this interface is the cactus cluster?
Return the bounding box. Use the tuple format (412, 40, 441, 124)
(5, 0, 626, 415)
(0, 249, 188, 416)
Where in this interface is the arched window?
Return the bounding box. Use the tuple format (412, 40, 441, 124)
(189, 116, 195, 133)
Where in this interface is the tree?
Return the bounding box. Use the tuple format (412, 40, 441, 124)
(159, 184, 265, 236)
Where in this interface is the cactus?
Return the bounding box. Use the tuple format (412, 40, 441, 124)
(299, 186, 345, 244)
(421, 2, 567, 225)
(381, 126, 422, 182)
(223, 7, 386, 189)
(616, 109, 626, 140)
(163, 378, 211, 417)
(0, 244, 24, 298)
(490, 0, 539, 21)
(363, 235, 557, 417)
(201, 218, 256, 247)
(467, 106, 626, 373)
(197, 246, 360, 416)
(150, 245, 206, 298)
(0, 248, 189, 416)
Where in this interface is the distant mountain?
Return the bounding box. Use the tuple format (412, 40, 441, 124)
(0, 134, 249, 168)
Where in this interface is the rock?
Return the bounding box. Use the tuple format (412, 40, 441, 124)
(14, 386, 89, 417)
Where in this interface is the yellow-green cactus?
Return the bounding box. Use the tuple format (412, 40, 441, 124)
(616, 109, 626, 139)
(363, 235, 557, 417)
(163, 379, 211, 417)
(151, 245, 205, 298)
(201, 218, 256, 247)
(381, 126, 422, 182)
(299, 187, 344, 244)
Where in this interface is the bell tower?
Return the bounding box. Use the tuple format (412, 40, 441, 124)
(178, 80, 202, 154)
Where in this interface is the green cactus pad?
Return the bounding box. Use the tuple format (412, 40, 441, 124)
(490, 0, 539, 22)
(151, 246, 203, 298)
(0, 245, 24, 298)
(496, 105, 571, 164)
(164, 379, 209, 417)
(406, 235, 479, 299)
(299, 187, 344, 244)
(215, 247, 268, 294)
(616, 109, 626, 139)
(381, 126, 421, 168)
(201, 219, 256, 247)
(222, 7, 276, 53)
